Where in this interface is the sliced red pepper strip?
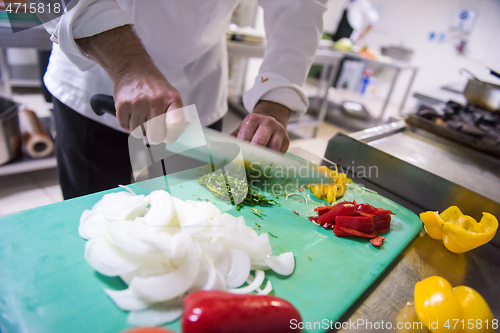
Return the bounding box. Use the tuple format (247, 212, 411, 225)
(335, 216, 376, 235)
(370, 236, 385, 247)
(314, 205, 333, 216)
(335, 226, 378, 238)
(308, 216, 319, 222)
(356, 203, 377, 214)
(317, 202, 357, 224)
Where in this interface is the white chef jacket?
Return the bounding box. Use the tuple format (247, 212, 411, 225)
(346, 0, 379, 42)
(43, 0, 327, 132)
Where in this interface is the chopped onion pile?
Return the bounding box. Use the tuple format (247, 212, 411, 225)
(79, 189, 295, 327)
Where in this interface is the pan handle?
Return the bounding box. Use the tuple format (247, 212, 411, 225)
(90, 94, 116, 116)
(490, 68, 500, 80)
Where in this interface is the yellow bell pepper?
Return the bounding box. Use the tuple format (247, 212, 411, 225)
(420, 206, 498, 253)
(414, 276, 496, 333)
(308, 165, 351, 203)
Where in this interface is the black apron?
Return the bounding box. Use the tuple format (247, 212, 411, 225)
(332, 9, 354, 42)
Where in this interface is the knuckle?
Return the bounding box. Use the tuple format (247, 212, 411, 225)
(252, 137, 268, 146)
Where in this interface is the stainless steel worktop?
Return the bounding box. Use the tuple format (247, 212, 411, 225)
(320, 122, 500, 332)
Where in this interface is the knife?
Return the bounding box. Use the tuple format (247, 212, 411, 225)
(90, 94, 332, 186)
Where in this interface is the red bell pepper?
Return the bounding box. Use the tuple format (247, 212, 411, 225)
(182, 290, 302, 333)
(309, 201, 395, 246)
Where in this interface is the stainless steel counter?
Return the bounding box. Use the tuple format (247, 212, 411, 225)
(320, 122, 500, 332)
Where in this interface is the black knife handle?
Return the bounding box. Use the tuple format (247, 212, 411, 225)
(90, 94, 116, 116)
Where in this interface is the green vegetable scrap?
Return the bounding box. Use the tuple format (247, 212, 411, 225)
(268, 232, 278, 238)
(197, 168, 278, 210)
(251, 208, 264, 218)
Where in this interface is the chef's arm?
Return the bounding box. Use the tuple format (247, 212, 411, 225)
(75, 25, 183, 140)
(358, 24, 373, 41)
(233, 0, 327, 152)
(46, 0, 183, 142)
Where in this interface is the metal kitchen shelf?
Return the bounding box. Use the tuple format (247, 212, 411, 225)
(0, 153, 56, 176)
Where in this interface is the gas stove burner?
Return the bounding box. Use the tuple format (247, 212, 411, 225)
(410, 100, 500, 158)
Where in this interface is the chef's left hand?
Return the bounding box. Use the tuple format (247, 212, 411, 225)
(231, 100, 291, 153)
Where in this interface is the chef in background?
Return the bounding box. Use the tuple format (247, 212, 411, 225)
(43, 0, 327, 199)
(332, 0, 379, 42)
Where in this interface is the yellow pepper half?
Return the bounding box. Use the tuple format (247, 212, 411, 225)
(308, 166, 351, 203)
(420, 206, 498, 253)
(414, 276, 495, 333)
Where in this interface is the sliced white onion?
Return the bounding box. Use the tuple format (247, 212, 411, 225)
(96, 192, 149, 221)
(225, 249, 251, 288)
(80, 190, 296, 327)
(118, 185, 137, 195)
(172, 197, 220, 227)
(126, 299, 183, 327)
(144, 190, 178, 228)
(104, 288, 149, 311)
(130, 244, 201, 302)
(227, 270, 266, 294)
(105, 221, 156, 255)
(78, 210, 109, 240)
(264, 252, 295, 276)
(84, 237, 140, 276)
(257, 280, 273, 295)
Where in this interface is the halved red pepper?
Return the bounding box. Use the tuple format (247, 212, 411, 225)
(182, 290, 302, 333)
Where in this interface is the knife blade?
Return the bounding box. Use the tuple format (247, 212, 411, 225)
(90, 94, 332, 185)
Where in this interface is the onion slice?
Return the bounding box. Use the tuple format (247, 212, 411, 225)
(84, 237, 141, 276)
(227, 270, 265, 294)
(127, 299, 183, 327)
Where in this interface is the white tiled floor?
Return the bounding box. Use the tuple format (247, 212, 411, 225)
(0, 168, 63, 216)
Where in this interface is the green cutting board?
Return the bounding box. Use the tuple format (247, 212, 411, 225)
(0, 176, 421, 333)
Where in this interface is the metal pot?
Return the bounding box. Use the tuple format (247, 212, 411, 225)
(461, 68, 500, 112)
(0, 97, 22, 165)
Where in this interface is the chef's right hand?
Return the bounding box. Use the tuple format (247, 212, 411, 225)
(112, 64, 184, 143)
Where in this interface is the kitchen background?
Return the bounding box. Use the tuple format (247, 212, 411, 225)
(1, 0, 499, 216)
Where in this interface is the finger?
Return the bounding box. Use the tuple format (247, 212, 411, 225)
(268, 131, 286, 152)
(230, 123, 241, 137)
(129, 99, 149, 137)
(116, 101, 132, 133)
(145, 96, 168, 144)
(145, 112, 166, 145)
(280, 135, 290, 153)
(164, 107, 186, 144)
(250, 122, 274, 147)
(237, 115, 260, 142)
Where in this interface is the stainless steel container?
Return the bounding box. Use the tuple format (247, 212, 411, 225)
(0, 97, 21, 165)
(461, 68, 500, 112)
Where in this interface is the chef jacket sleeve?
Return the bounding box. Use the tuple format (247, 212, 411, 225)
(243, 0, 328, 116)
(359, 0, 379, 24)
(47, 0, 133, 71)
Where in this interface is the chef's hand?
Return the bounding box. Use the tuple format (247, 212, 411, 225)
(113, 64, 184, 143)
(231, 100, 291, 153)
(76, 25, 184, 143)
